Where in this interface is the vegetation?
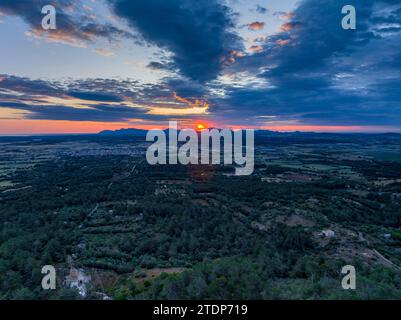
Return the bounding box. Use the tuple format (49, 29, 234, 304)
(0, 134, 401, 299)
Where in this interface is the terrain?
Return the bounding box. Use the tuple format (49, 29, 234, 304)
(0, 131, 401, 299)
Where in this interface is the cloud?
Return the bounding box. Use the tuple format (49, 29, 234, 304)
(0, 101, 148, 122)
(279, 22, 298, 32)
(0, 75, 210, 122)
(248, 21, 265, 30)
(146, 61, 175, 72)
(0, 75, 62, 96)
(93, 48, 115, 57)
(274, 11, 295, 21)
(107, 0, 242, 82)
(0, 0, 134, 46)
(3, 0, 401, 130)
(67, 91, 123, 102)
(276, 39, 290, 46)
(255, 5, 268, 14)
(249, 45, 263, 53)
(222, 49, 246, 66)
(212, 0, 401, 128)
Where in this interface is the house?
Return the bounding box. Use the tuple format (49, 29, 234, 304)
(65, 267, 91, 297)
(320, 230, 335, 238)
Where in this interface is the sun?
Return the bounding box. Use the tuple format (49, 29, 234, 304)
(196, 123, 207, 131)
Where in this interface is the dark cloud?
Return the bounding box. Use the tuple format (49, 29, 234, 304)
(265, 1, 373, 76)
(0, 0, 134, 45)
(146, 61, 175, 72)
(3, 0, 401, 129)
(164, 78, 208, 98)
(107, 0, 242, 82)
(255, 5, 268, 14)
(216, 0, 401, 127)
(0, 75, 203, 122)
(0, 75, 144, 122)
(68, 91, 124, 102)
(0, 101, 149, 122)
(0, 75, 61, 96)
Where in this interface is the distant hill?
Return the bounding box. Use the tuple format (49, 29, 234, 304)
(98, 128, 147, 137)
(97, 128, 401, 138)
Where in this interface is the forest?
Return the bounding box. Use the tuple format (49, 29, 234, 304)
(0, 134, 401, 299)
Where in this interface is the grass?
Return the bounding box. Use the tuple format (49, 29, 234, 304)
(370, 152, 401, 163)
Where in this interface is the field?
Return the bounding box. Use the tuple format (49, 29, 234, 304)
(0, 132, 401, 300)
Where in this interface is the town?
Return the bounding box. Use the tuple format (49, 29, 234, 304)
(146, 122, 255, 175)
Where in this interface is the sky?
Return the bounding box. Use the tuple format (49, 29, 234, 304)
(1, 0, 401, 134)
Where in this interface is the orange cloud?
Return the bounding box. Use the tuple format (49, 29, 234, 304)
(280, 22, 297, 32)
(249, 45, 263, 53)
(276, 39, 290, 46)
(137, 93, 210, 116)
(223, 50, 246, 65)
(279, 12, 295, 21)
(248, 21, 265, 31)
(148, 106, 207, 116)
(26, 28, 88, 48)
(173, 92, 209, 111)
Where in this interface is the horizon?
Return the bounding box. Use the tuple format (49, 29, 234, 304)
(2, 126, 401, 138)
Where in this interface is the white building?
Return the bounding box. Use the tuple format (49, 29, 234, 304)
(65, 267, 91, 297)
